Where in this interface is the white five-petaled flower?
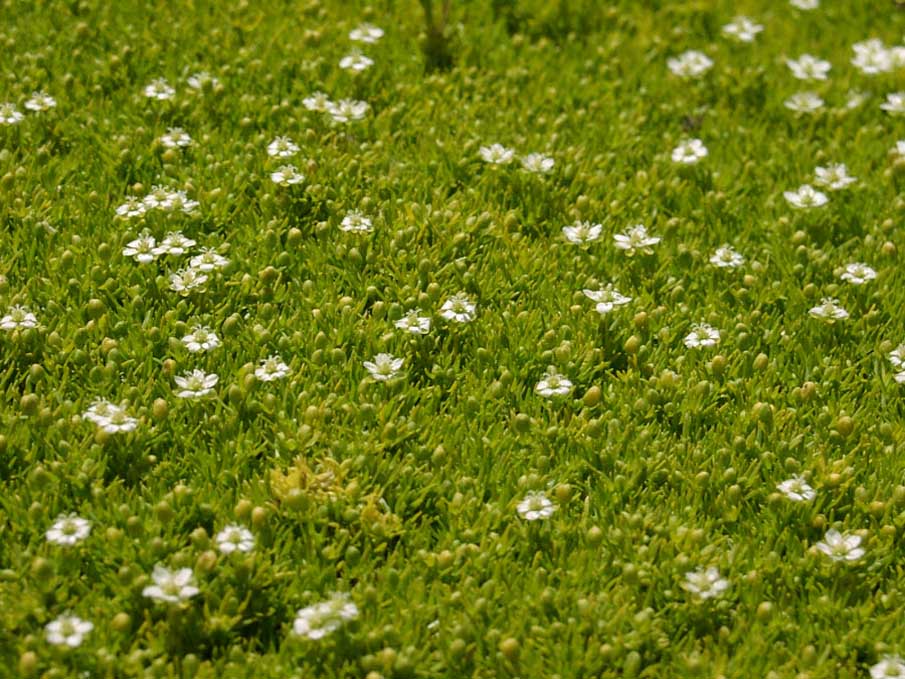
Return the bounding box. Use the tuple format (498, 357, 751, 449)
(142, 565, 200, 603)
(1, 305, 39, 331)
(815, 528, 865, 562)
(852, 39, 893, 75)
(82, 399, 138, 434)
(45, 614, 93, 648)
(116, 197, 147, 219)
(0, 103, 24, 125)
(889, 344, 905, 369)
(170, 268, 208, 294)
(25, 91, 56, 112)
(517, 491, 556, 521)
(174, 369, 219, 398)
(614, 224, 660, 255)
(255, 355, 290, 382)
(880, 92, 905, 115)
(809, 297, 849, 321)
(790, 0, 818, 8)
(710, 245, 745, 269)
(871, 656, 905, 679)
(535, 369, 573, 397)
(395, 309, 431, 334)
(292, 592, 359, 640)
(721, 16, 763, 43)
(187, 71, 221, 90)
(440, 293, 476, 323)
(479, 143, 515, 165)
(582, 285, 632, 314)
(784, 91, 824, 113)
(267, 136, 300, 158)
(363, 353, 404, 382)
(327, 99, 369, 123)
(143, 78, 176, 100)
(814, 163, 856, 190)
(303, 91, 333, 112)
(189, 248, 229, 272)
(153, 231, 197, 256)
(839, 262, 877, 285)
(271, 165, 305, 186)
(563, 221, 603, 244)
(215, 525, 255, 554)
(667, 50, 713, 78)
(682, 567, 730, 600)
(46, 514, 92, 546)
(671, 138, 708, 164)
(340, 211, 373, 233)
(339, 52, 374, 72)
(783, 184, 828, 209)
(182, 325, 220, 353)
(684, 323, 721, 348)
(786, 54, 831, 81)
(520, 153, 555, 174)
(349, 23, 384, 43)
(123, 232, 157, 263)
(159, 127, 192, 149)
(776, 476, 816, 502)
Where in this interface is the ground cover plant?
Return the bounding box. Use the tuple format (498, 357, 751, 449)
(2, 0, 905, 676)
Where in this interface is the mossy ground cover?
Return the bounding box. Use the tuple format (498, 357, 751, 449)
(2, 0, 905, 677)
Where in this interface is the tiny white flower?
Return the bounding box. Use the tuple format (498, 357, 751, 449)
(852, 39, 893, 75)
(339, 53, 374, 72)
(783, 184, 828, 208)
(267, 136, 300, 158)
(349, 23, 384, 43)
(165, 190, 200, 215)
(845, 89, 869, 110)
(839, 262, 877, 285)
(479, 143, 515, 165)
(189, 247, 229, 272)
(340, 211, 373, 233)
(169, 268, 208, 294)
(46, 514, 92, 547)
(563, 221, 602, 244)
(84, 402, 138, 434)
(517, 491, 556, 521)
(181, 325, 220, 353)
(142, 565, 200, 603)
(143, 78, 176, 100)
(153, 231, 197, 256)
(809, 297, 848, 320)
(667, 50, 713, 78)
(814, 163, 856, 190)
(215, 525, 255, 554)
(255, 355, 290, 382)
(790, 0, 818, 8)
(776, 476, 816, 502)
(871, 656, 905, 679)
(24, 91, 56, 112)
(159, 127, 192, 149)
(394, 310, 431, 334)
(271, 165, 305, 186)
(45, 614, 93, 648)
(328, 99, 369, 123)
(186, 72, 221, 90)
(710, 245, 745, 268)
(784, 91, 825, 113)
(880, 92, 905, 115)
(363, 353, 404, 381)
(889, 344, 905, 369)
(684, 323, 720, 348)
(123, 232, 158, 263)
(613, 224, 660, 255)
(721, 16, 763, 43)
(292, 592, 359, 640)
(520, 153, 555, 174)
(893, 140, 905, 160)
(535, 369, 573, 397)
(671, 138, 708, 164)
(303, 91, 333, 112)
(440, 293, 476, 323)
(174, 369, 218, 398)
(0, 103, 24, 125)
(682, 567, 730, 599)
(1, 305, 39, 331)
(141, 185, 175, 210)
(815, 528, 864, 562)
(582, 285, 632, 314)
(786, 54, 831, 81)
(116, 197, 147, 219)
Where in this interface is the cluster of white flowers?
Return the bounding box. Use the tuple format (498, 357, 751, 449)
(116, 185, 200, 219)
(478, 143, 554, 173)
